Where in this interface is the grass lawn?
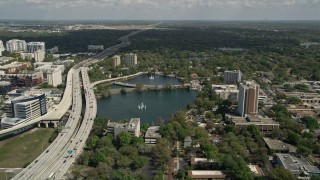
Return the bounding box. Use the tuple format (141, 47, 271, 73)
(0, 128, 55, 168)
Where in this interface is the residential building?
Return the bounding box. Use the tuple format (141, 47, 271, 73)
(275, 153, 320, 178)
(34, 50, 45, 62)
(0, 40, 5, 56)
(6, 39, 27, 52)
(124, 53, 137, 67)
(0, 62, 29, 74)
(238, 81, 260, 117)
(27, 42, 45, 53)
(0, 57, 14, 65)
(47, 69, 62, 87)
(3, 71, 43, 87)
(212, 84, 239, 103)
(112, 55, 121, 67)
(184, 136, 192, 149)
(224, 70, 242, 84)
(226, 114, 280, 131)
(88, 45, 104, 51)
(144, 126, 161, 145)
(106, 118, 140, 137)
(2, 93, 47, 128)
(20, 52, 34, 61)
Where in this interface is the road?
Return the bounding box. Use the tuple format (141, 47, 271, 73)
(12, 25, 156, 179)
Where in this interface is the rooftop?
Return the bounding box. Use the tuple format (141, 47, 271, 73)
(263, 137, 288, 151)
(188, 170, 225, 179)
(145, 126, 161, 139)
(276, 153, 320, 174)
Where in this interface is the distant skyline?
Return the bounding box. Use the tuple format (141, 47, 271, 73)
(0, 0, 319, 21)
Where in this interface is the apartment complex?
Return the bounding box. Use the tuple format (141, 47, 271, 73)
(106, 118, 140, 137)
(124, 53, 137, 67)
(0, 40, 4, 56)
(211, 84, 239, 103)
(6, 39, 27, 52)
(27, 42, 45, 53)
(226, 114, 279, 131)
(238, 81, 260, 117)
(144, 126, 161, 145)
(47, 69, 62, 87)
(224, 70, 242, 84)
(112, 55, 121, 67)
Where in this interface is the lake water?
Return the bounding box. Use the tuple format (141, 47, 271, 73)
(96, 74, 196, 124)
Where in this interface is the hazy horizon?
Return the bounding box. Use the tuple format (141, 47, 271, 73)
(0, 0, 319, 21)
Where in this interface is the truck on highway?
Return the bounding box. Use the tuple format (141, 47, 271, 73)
(47, 172, 55, 179)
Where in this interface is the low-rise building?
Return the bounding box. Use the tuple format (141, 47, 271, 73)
(0, 62, 29, 74)
(263, 137, 290, 153)
(144, 126, 161, 145)
(184, 136, 192, 149)
(0, 57, 14, 65)
(275, 153, 320, 178)
(212, 84, 239, 103)
(106, 118, 140, 137)
(3, 71, 43, 87)
(226, 114, 280, 131)
(187, 170, 226, 179)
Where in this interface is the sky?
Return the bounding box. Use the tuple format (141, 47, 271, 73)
(0, 0, 319, 21)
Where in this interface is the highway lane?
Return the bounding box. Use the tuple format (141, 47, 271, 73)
(12, 69, 83, 180)
(13, 25, 156, 179)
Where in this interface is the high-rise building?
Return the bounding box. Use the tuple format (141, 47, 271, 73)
(238, 81, 260, 117)
(47, 69, 62, 87)
(224, 70, 242, 84)
(112, 55, 121, 67)
(34, 50, 45, 62)
(124, 53, 137, 67)
(6, 39, 27, 52)
(27, 42, 45, 53)
(0, 40, 5, 56)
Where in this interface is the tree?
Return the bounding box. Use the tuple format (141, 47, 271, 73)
(91, 151, 107, 165)
(132, 156, 147, 169)
(116, 156, 132, 168)
(269, 167, 296, 180)
(112, 170, 136, 180)
(287, 96, 302, 105)
(297, 145, 313, 156)
(117, 132, 132, 147)
(301, 116, 320, 130)
(220, 154, 254, 180)
(88, 135, 99, 149)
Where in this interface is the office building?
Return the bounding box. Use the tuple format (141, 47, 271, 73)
(224, 70, 242, 84)
(124, 53, 137, 67)
(212, 84, 239, 103)
(0, 40, 5, 56)
(238, 81, 260, 117)
(27, 42, 45, 53)
(47, 69, 62, 87)
(112, 55, 121, 67)
(6, 39, 27, 52)
(106, 118, 140, 137)
(226, 114, 280, 131)
(2, 93, 47, 128)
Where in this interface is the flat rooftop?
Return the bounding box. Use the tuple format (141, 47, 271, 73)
(188, 170, 226, 179)
(263, 137, 288, 151)
(276, 153, 320, 174)
(227, 114, 279, 125)
(145, 126, 161, 139)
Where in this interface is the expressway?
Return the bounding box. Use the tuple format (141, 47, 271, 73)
(12, 26, 152, 179)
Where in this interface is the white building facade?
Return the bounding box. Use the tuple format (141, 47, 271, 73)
(124, 53, 137, 67)
(27, 42, 45, 53)
(6, 39, 27, 52)
(47, 69, 62, 87)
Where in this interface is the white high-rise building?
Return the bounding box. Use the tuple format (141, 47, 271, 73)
(0, 40, 5, 56)
(6, 39, 27, 52)
(124, 53, 137, 67)
(112, 55, 121, 67)
(47, 69, 62, 87)
(27, 42, 45, 53)
(34, 50, 45, 62)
